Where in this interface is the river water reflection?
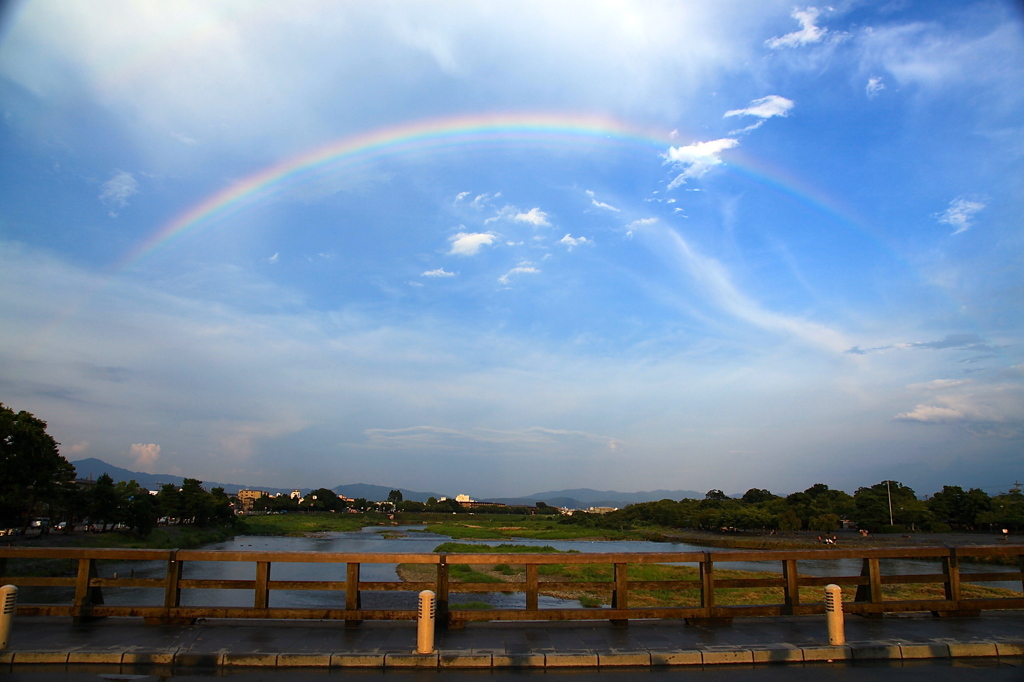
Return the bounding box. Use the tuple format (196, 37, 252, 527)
(30, 525, 1023, 609)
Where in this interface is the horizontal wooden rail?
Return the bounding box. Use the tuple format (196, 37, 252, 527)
(0, 545, 1021, 627)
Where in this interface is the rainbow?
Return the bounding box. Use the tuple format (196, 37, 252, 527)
(119, 112, 863, 270)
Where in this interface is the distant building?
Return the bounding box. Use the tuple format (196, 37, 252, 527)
(290, 489, 302, 500)
(587, 506, 618, 514)
(237, 489, 269, 512)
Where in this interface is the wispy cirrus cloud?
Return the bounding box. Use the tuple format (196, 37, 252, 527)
(99, 171, 139, 216)
(422, 268, 456, 277)
(866, 76, 886, 98)
(498, 262, 540, 285)
(937, 196, 986, 235)
(586, 190, 619, 212)
(766, 7, 829, 50)
(724, 95, 794, 133)
(363, 425, 621, 453)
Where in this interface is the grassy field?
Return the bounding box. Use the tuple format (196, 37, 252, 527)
(397, 542, 1021, 610)
(236, 512, 390, 535)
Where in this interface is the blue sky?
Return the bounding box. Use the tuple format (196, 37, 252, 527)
(1, 0, 1022, 498)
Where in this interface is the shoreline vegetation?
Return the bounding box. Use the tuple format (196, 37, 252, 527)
(10, 511, 1021, 551)
(394, 542, 1021, 610)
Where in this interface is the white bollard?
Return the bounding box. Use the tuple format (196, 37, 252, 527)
(417, 589, 436, 654)
(0, 585, 18, 650)
(824, 583, 845, 645)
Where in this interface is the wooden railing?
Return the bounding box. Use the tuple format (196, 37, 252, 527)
(0, 545, 1021, 627)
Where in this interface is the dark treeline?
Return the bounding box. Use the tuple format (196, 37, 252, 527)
(253, 488, 562, 516)
(560, 482, 1024, 534)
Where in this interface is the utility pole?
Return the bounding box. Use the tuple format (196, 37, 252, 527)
(886, 480, 894, 526)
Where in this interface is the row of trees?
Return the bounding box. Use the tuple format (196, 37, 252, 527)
(252, 488, 561, 516)
(72, 474, 234, 537)
(568, 481, 1024, 534)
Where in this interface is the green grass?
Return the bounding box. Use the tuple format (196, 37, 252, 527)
(236, 513, 388, 536)
(407, 516, 633, 541)
(433, 542, 566, 554)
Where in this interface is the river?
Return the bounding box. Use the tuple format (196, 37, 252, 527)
(22, 526, 1022, 609)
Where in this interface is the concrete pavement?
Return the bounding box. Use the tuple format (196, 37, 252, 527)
(1, 612, 1023, 671)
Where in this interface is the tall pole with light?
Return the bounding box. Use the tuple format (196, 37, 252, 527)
(886, 480, 894, 526)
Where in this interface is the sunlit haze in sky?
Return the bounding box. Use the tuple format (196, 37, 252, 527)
(1, 1, 1022, 498)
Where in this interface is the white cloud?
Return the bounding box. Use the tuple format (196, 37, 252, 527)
(559, 234, 592, 250)
(586, 190, 619, 212)
(937, 196, 986, 235)
(664, 138, 738, 189)
(422, 268, 456, 277)
(448, 232, 496, 256)
(866, 76, 885, 98)
(514, 207, 551, 226)
(766, 7, 828, 49)
(130, 443, 161, 471)
(99, 171, 139, 215)
(895, 404, 965, 423)
(724, 95, 794, 120)
(498, 262, 540, 285)
(454, 191, 471, 203)
(472, 193, 495, 208)
(267, 252, 279, 264)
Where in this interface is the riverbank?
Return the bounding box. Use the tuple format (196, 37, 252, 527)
(0, 523, 237, 551)
(396, 542, 1021, 610)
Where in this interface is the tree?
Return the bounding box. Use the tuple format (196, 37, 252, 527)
(928, 486, 991, 529)
(117, 480, 159, 537)
(853, 481, 930, 531)
(0, 404, 77, 530)
(388, 489, 404, 504)
(88, 473, 122, 531)
(741, 488, 777, 504)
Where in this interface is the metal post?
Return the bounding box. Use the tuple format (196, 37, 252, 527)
(0, 585, 17, 650)
(824, 584, 845, 645)
(417, 590, 436, 654)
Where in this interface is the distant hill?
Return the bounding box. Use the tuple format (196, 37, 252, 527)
(71, 459, 707, 507)
(332, 483, 443, 504)
(488, 488, 706, 510)
(71, 458, 442, 501)
(71, 458, 296, 496)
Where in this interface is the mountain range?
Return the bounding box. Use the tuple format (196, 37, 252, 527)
(71, 458, 706, 509)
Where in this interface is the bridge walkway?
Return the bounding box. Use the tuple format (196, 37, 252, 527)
(2, 612, 1023, 670)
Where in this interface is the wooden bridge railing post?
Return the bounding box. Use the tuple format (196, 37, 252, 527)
(684, 552, 725, 625)
(854, 557, 883, 618)
(525, 563, 539, 611)
(942, 546, 962, 602)
(611, 562, 628, 626)
(345, 562, 362, 628)
(782, 559, 800, 615)
(435, 557, 449, 629)
(254, 561, 271, 610)
(72, 558, 104, 624)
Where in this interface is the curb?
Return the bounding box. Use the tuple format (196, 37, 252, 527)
(3, 640, 1023, 669)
